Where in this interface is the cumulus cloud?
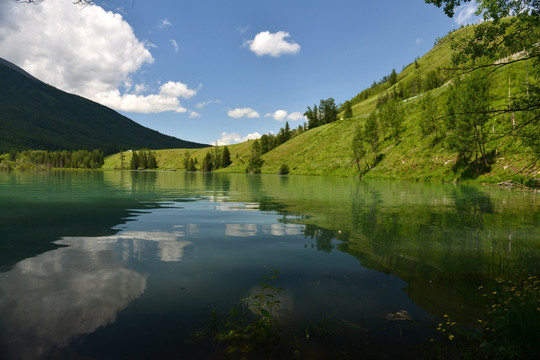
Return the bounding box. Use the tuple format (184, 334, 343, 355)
(170, 39, 179, 53)
(159, 81, 197, 99)
(287, 112, 306, 121)
(245, 31, 301, 57)
(0, 0, 196, 114)
(265, 110, 288, 121)
(265, 110, 305, 122)
(95, 81, 196, 113)
(216, 132, 261, 145)
(455, 2, 479, 25)
(228, 107, 260, 119)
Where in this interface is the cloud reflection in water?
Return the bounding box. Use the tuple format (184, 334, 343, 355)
(0, 229, 193, 359)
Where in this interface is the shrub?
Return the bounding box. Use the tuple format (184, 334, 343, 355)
(278, 164, 289, 175)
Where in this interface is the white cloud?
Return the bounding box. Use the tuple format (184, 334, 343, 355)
(245, 31, 301, 57)
(227, 107, 260, 119)
(196, 99, 221, 109)
(415, 38, 422, 45)
(237, 25, 249, 34)
(265, 110, 305, 122)
(159, 81, 196, 99)
(170, 39, 179, 53)
(287, 112, 305, 121)
(189, 111, 201, 118)
(134, 84, 147, 94)
(159, 18, 173, 28)
(455, 2, 478, 26)
(95, 81, 196, 113)
(267, 110, 288, 121)
(0, 0, 196, 114)
(216, 132, 261, 145)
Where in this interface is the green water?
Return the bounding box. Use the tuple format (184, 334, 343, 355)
(0, 171, 538, 359)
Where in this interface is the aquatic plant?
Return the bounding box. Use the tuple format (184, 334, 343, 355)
(197, 270, 283, 357)
(433, 274, 540, 359)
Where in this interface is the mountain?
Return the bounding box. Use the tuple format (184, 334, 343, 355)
(0, 58, 208, 153)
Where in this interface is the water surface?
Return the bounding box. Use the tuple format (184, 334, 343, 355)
(0, 171, 538, 359)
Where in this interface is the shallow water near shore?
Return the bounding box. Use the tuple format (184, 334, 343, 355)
(0, 171, 538, 359)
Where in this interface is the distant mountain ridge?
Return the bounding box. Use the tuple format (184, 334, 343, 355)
(0, 58, 208, 153)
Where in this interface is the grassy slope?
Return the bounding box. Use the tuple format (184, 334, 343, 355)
(104, 25, 537, 183)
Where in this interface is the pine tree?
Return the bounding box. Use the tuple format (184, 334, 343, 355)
(187, 157, 197, 171)
(364, 112, 380, 165)
(130, 151, 139, 170)
(202, 152, 213, 172)
(183, 151, 191, 170)
(352, 125, 369, 173)
(213, 145, 222, 170)
(389, 68, 398, 86)
(419, 91, 443, 140)
(446, 71, 491, 172)
(221, 146, 232, 167)
(246, 140, 263, 174)
(343, 101, 353, 119)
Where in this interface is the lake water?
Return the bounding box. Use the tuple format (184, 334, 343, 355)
(0, 171, 538, 359)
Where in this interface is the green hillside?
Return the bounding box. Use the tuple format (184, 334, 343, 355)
(0, 58, 208, 153)
(105, 23, 538, 185)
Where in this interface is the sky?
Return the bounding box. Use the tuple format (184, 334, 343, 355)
(0, 0, 479, 146)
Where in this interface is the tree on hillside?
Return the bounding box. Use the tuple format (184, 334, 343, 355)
(419, 91, 444, 140)
(364, 112, 380, 166)
(183, 151, 191, 170)
(129, 149, 157, 170)
(378, 98, 405, 141)
(202, 152, 213, 172)
(352, 125, 369, 174)
(305, 98, 339, 129)
(277, 121, 291, 143)
(187, 157, 197, 172)
(305, 104, 321, 129)
(246, 140, 263, 174)
(221, 146, 232, 168)
(212, 145, 222, 170)
(446, 70, 491, 173)
(343, 100, 354, 119)
(389, 68, 398, 86)
(119, 152, 126, 170)
(320, 98, 338, 125)
(426, 0, 540, 162)
(130, 151, 139, 170)
(259, 134, 273, 153)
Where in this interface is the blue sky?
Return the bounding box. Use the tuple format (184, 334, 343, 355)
(0, 0, 479, 145)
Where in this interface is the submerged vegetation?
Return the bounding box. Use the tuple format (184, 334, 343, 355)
(193, 270, 540, 359)
(194, 271, 283, 357)
(431, 275, 540, 359)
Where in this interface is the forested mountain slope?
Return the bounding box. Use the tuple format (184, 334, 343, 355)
(0, 58, 207, 153)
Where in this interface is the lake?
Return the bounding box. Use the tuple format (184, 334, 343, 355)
(0, 171, 538, 359)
